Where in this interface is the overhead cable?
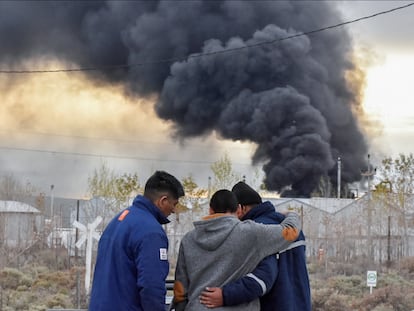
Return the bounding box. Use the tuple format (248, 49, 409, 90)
(0, 145, 251, 166)
(0, 2, 413, 74)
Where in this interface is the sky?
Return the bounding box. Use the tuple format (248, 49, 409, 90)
(336, 1, 414, 159)
(0, 1, 413, 198)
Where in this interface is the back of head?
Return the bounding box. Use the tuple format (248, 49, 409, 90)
(231, 181, 262, 206)
(144, 171, 185, 201)
(210, 189, 238, 213)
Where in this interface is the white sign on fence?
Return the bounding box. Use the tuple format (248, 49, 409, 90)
(366, 270, 377, 294)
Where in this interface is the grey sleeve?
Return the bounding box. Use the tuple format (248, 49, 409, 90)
(253, 212, 301, 258)
(171, 241, 189, 309)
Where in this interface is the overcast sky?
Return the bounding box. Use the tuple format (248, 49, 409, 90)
(1, 1, 413, 198)
(336, 1, 414, 159)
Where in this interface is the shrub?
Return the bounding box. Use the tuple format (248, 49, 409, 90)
(46, 293, 72, 309)
(327, 275, 365, 297)
(399, 256, 414, 274)
(0, 268, 33, 289)
(312, 287, 334, 310)
(324, 293, 351, 311)
(353, 285, 414, 311)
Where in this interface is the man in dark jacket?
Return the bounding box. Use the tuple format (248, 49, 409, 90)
(200, 181, 311, 311)
(89, 170, 184, 311)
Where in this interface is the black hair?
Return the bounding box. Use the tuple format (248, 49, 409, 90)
(144, 171, 184, 201)
(231, 181, 262, 206)
(210, 189, 238, 213)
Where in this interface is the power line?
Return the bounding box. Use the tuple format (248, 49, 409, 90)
(0, 145, 253, 166)
(0, 128, 252, 151)
(0, 145, 212, 164)
(0, 2, 413, 74)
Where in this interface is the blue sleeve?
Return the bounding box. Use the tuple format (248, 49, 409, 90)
(222, 254, 278, 306)
(135, 232, 169, 311)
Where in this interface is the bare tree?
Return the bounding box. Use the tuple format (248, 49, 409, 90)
(180, 175, 207, 211)
(373, 153, 414, 259)
(0, 174, 37, 201)
(86, 162, 142, 226)
(210, 153, 242, 192)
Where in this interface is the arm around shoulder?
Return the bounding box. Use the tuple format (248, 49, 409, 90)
(254, 212, 301, 258)
(281, 212, 301, 241)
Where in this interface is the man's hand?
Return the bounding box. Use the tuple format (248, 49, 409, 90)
(199, 287, 223, 308)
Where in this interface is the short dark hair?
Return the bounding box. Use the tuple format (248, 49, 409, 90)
(210, 189, 238, 213)
(231, 181, 262, 206)
(144, 171, 184, 201)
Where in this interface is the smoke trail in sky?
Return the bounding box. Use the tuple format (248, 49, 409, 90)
(0, 1, 368, 196)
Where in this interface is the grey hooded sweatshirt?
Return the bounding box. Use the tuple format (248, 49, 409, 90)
(172, 212, 300, 311)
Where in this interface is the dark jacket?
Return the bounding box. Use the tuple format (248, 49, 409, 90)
(89, 195, 170, 311)
(222, 201, 311, 311)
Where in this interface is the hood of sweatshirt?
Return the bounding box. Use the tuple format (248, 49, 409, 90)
(191, 215, 239, 251)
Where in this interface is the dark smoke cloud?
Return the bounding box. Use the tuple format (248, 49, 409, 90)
(0, 1, 368, 196)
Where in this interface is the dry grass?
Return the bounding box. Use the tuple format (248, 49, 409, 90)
(1, 252, 414, 310)
(0, 264, 86, 310)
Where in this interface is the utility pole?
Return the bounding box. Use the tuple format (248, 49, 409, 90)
(50, 184, 57, 269)
(387, 215, 391, 268)
(337, 157, 341, 199)
(361, 154, 375, 260)
(207, 176, 212, 199)
(75, 200, 81, 308)
(50, 184, 54, 220)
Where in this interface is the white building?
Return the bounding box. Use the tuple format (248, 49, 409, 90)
(0, 200, 41, 248)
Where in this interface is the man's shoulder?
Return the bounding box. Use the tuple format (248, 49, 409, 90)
(237, 219, 264, 232)
(181, 227, 196, 241)
(254, 213, 281, 225)
(122, 208, 166, 237)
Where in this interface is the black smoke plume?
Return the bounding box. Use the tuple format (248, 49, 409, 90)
(0, 1, 368, 197)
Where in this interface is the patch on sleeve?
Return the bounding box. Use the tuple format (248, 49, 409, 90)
(282, 227, 299, 241)
(118, 210, 129, 221)
(173, 280, 186, 303)
(160, 248, 168, 260)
